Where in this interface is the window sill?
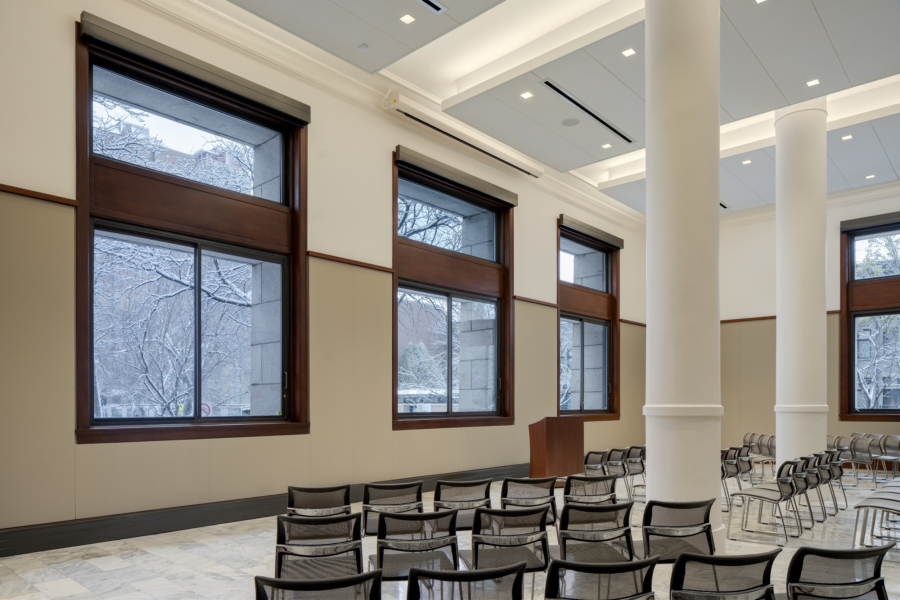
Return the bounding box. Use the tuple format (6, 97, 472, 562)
(558, 413, 620, 422)
(839, 412, 900, 422)
(393, 416, 513, 431)
(75, 421, 310, 444)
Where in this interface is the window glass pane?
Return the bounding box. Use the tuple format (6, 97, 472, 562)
(92, 65, 283, 202)
(855, 229, 900, 280)
(398, 288, 449, 414)
(93, 230, 195, 418)
(453, 298, 498, 413)
(855, 314, 900, 411)
(201, 251, 282, 418)
(560, 318, 581, 411)
(583, 321, 609, 411)
(560, 237, 607, 292)
(397, 178, 496, 261)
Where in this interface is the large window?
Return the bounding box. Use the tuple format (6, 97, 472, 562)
(393, 146, 514, 430)
(557, 216, 621, 420)
(841, 219, 900, 420)
(76, 20, 309, 442)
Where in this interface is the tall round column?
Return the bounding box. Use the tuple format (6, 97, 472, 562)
(774, 99, 829, 467)
(643, 0, 724, 547)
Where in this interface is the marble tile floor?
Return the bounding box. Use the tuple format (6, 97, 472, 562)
(2, 477, 899, 600)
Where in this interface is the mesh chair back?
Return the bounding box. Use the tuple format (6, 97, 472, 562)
(824, 450, 845, 479)
(255, 570, 381, 600)
(585, 451, 609, 476)
(287, 485, 351, 517)
(813, 454, 833, 485)
(433, 479, 491, 530)
(605, 449, 629, 478)
(565, 474, 618, 506)
(362, 481, 423, 535)
(471, 506, 550, 573)
(885, 435, 900, 456)
(743, 432, 753, 447)
(641, 499, 715, 563)
(723, 449, 741, 479)
(544, 557, 658, 600)
(827, 435, 838, 451)
(625, 446, 646, 476)
(836, 436, 854, 461)
(749, 433, 760, 454)
(867, 435, 884, 455)
(374, 510, 457, 581)
(559, 502, 635, 562)
(501, 477, 558, 524)
(275, 514, 363, 580)
(406, 562, 526, 600)
(851, 438, 875, 465)
(786, 544, 895, 600)
(766, 436, 776, 457)
(670, 550, 780, 600)
(756, 435, 770, 457)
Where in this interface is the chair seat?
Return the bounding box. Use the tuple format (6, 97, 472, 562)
(368, 551, 455, 580)
(733, 486, 786, 503)
(459, 547, 546, 572)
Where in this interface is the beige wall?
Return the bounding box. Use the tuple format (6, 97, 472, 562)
(720, 314, 900, 449)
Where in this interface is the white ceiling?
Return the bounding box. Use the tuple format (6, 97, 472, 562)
(443, 0, 900, 173)
(603, 112, 900, 214)
(224, 0, 508, 73)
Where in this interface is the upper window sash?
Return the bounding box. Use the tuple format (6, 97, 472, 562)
(852, 226, 900, 282)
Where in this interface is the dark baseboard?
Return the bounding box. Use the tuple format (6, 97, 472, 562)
(0, 463, 528, 558)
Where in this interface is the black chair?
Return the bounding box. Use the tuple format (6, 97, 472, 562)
(553, 502, 635, 563)
(784, 544, 894, 600)
(362, 481, 424, 536)
(824, 449, 850, 509)
(625, 446, 647, 500)
(368, 510, 458, 581)
(255, 570, 382, 599)
(795, 456, 828, 524)
(637, 499, 715, 562)
(544, 556, 659, 600)
(585, 451, 609, 477)
(670, 550, 780, 600)
(275, 513, 363, 579)
(729, 461, 801, 546)
(604, 449, 632, 500)
(287, 485, 352, 517)
(722, 448, 743, 512)
(406, 562, 526, 600)
(564, 474, 618, 507)
(433, 479, 492, 531)
(501, 477, 558, 525)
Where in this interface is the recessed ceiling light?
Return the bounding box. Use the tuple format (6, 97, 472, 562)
(602, 143, 612, 149)
(756, 0, 766, 3)
(357, 43, 368, 51)
(807, 79, 820, 87)
(520, 91, 533, 99)
(622, 48, 636, 57)
(866, 175, 875, 179)
(399, 14, 416, 24)
(842, 135, 853, 141)
(562, 118, 580, 127)
(742, 160, 752, 165)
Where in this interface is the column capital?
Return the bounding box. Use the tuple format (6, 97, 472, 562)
(643, 404, 724, 417)
(774, 97, 828, 125)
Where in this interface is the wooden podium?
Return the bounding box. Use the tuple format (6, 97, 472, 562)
(528, 417, 584, 479)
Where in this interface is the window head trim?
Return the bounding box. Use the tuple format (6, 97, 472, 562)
(559, 215, 624, 250)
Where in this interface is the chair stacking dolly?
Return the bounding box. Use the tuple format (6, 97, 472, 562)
(362, 481, 424, 536)
(728, 462, 800, 547)
(564, 474, 618, 507)
(637, 499, 715, 562)
(459, 506, 550, 599)
(544, 556, 659, 600)
(433, 479, 492, 531)
(368, 511, 458, 582)
(604, 449, 633, 501)
(785, 544, 894, 600)
(585, 451, 609, 477)
(501, 477, 558, 525)
(255, 570, 382, 600)
(625, 446, 647, 500)
(405, 561, 526, 600)
(553, 502, 636, 563)
(287, 485, 352, 517)
(275, 513, 363, 580)
(669, 549, 781, 600)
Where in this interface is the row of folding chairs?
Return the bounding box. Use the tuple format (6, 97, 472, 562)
(255, 543, 896, 600)
(583, 446, 646, 501)
(726, 450, 852, 546)
(828, 433, 900, 487)
(853, 474, 900, 556)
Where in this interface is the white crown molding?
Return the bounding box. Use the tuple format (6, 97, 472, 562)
(117, 0, 647, 233)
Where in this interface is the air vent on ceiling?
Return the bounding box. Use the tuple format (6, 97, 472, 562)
(720, 203, 728, 209)
(543, 80, 633, 144)
(415, 0, 447, 14)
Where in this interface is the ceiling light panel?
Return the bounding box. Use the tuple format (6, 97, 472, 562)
(842, 135, 853, 141)
(806, 79, 820, 87)
(520, 91, 533, 99)
(399, 14, 416, 24)
(622, 48, 636, 57)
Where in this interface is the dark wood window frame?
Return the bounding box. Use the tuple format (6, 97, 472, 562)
(556, 221, 620, 422)
(75, 30, 309, 443)
(392, 154, 514, 431)
(840, 224, 900, 422)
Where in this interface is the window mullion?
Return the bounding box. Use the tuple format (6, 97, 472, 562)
(194, 245, 202, 421)
(581, 319, 586, 412)
(447, 292, 453, 416)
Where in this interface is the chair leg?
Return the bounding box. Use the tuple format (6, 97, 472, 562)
(775, 502, 788, 547)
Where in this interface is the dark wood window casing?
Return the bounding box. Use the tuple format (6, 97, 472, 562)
(75, 27, 310, 443)
(840, 221, 900, 422)
(392, 152, 514, 431)
(557, 218, 621, 422)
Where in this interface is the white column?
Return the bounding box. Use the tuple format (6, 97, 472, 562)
(774, 99, 829, 467)
(643, 0, 724, 547)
